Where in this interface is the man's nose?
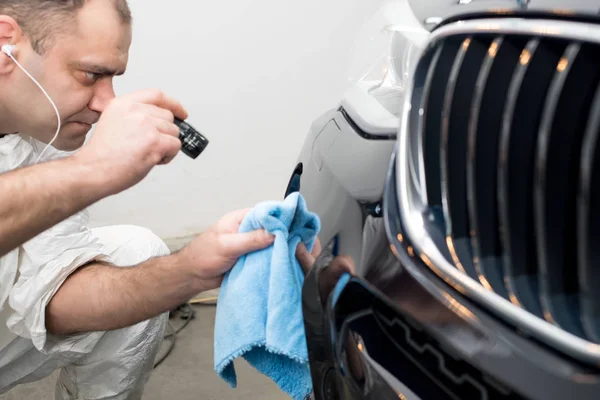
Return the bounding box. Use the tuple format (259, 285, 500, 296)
(88, 79, 116, 113)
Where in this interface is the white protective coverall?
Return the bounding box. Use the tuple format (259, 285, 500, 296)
(0, 134, 170, 399)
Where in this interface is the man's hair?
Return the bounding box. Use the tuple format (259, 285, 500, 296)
(0, 0, 131, 54)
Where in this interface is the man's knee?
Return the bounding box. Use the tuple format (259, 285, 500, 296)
(91, 225, 170, 267)
(57, 312, 168, 400)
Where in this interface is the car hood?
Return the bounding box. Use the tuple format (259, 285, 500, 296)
(409, 0, 600, 30)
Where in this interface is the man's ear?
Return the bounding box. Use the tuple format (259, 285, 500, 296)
(0, 15, 23, 73)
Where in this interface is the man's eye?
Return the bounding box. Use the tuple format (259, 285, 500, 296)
(84, 72, 102, 82)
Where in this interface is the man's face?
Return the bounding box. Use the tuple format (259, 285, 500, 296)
(8, 0, 132, 151)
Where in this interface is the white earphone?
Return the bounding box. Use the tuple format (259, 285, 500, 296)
(2, 43, 61, 163)
(1, 44, 15, 56)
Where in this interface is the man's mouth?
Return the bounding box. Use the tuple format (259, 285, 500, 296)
(71, 116, 100, 126)
(73, 121, 95, 127)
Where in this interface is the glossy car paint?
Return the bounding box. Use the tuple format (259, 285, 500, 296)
(290, 6, 600, 400)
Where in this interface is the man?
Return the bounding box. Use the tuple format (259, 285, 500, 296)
(0, 0, 281, 398)
(0, 89, 185, 258)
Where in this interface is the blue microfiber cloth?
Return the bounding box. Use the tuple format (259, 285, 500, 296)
(213, 192, 320, 400)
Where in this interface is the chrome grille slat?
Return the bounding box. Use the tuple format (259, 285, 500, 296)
(397, 17, 600, 365)
(467, 36, 525, 300)
(441, 36, 492, 281)
(534, 43, 600, 338)
(419, 44, 444, 207)
(422, 39, 462, 212)
(578, 84, 600, 342)
(497, 38, 559, 318)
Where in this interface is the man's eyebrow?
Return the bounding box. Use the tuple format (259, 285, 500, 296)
(76, 62, 125, 76)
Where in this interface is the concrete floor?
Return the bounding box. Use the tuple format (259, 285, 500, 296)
(0, 305, 288, 400)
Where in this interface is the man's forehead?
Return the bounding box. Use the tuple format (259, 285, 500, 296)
(75, 10, 132, 51)
(62, 30, 131, 76)
(70, 0, 132, 53)
(59, 1, 132, 74)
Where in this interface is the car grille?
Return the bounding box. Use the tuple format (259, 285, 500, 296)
(396, 16, 600, 364)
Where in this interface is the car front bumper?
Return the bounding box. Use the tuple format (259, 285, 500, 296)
(299, 150, 600, 400)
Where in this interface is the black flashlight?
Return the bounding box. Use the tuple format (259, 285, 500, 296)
(174, 118, 209, 159)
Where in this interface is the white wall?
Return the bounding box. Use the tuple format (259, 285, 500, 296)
(88, 0, 383, 240)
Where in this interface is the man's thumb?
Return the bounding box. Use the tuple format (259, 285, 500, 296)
(223, 229, 275, 258)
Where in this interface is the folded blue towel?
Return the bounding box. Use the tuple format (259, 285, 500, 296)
(214, 192, 320, 400)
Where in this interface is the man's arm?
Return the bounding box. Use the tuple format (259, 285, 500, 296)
(0, 157, 108, 257)
(0, 89, 187, 257)
(46, 231, 317, 336)
(45, 254, 201, 335)
(46, 209, 276, 335)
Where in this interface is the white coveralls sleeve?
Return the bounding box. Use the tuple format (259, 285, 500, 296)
(0, 135, 171, 399)
(0, 134, 110, 354)
(7, 209, 114, 355)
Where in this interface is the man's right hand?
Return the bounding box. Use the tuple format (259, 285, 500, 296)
(176, 209, 276, 292)
(74, 89, 188, 196)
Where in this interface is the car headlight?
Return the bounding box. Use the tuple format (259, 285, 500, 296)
(342, 0, 429, 136)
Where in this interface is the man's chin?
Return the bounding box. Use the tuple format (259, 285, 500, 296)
(55, 140, 86, 152)
(53, 123, 92, 151)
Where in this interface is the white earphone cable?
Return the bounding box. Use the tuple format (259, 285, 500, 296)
(5, 51, 61, 163)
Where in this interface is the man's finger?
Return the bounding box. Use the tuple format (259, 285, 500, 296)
(310, 237, 322, 259)
(158, 155, 176, 165)
(128, 89, 188, 120)
(222, 229, 275, 259)
(153, 117, 180, 138)
(330, 255, 355, 275)
(156, 135, 182, 164)
(223, 208, 253, 225)
(139, 104, 176, 123)
(296, 243, 315, 275)
(317, 255, 355, 303)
